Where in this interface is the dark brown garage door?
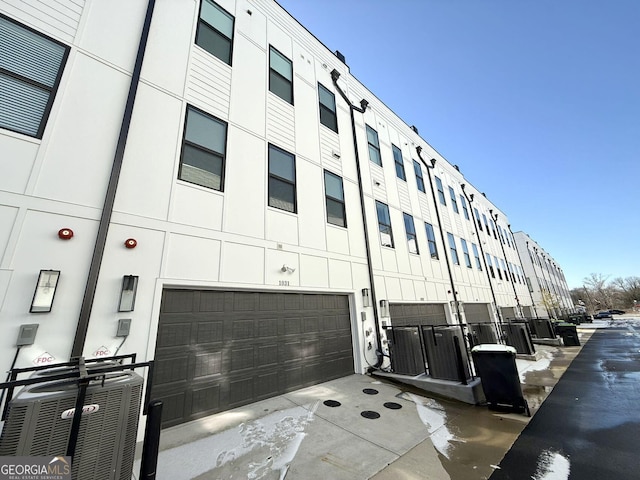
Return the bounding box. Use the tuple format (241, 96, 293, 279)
(152, 290, 354, 428)
(464, 303, 492, 323)
(390, 303, 447, 326)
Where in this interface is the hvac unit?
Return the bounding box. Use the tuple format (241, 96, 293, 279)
(388, 327, 426, 376)
(421, 326, 471, 382)
(468, 323, 498, 347)
(527, 318, 555, 339)
(0, 371, 143, 480)
(501, 323, 535, 355)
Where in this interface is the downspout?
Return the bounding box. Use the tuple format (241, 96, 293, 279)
(415, 148, 462, 323)
(490, 211, 521, 318)
(330, 69, 383, 368)
(460, 185, 502, 324)
(509, 226, 538, 317)
(71, 0, 156, 358)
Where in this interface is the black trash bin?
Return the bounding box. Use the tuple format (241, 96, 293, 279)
(555, 323, 580, 346)
(471, 344, 530, 416)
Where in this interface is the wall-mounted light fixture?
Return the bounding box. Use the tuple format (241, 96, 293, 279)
(280, 265, 295, 274)
(30, 270, 60, 313)
(118, 275, 139, 312)
(379, 299, 390, 318)
(362, 288, 370, 307)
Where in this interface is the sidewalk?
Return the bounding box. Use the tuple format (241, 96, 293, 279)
(134, 325, 597, 480)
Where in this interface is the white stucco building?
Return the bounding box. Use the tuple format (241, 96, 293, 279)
(1, 0, 548, 429)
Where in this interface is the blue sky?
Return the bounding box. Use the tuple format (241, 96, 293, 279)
(277, 0, 640, 289)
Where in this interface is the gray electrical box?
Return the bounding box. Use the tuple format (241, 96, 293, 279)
(16, 324, 39, 346)
(116, 318, 131, 337)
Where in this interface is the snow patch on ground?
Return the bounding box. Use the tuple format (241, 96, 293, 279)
(532, 450, 570, 480)
(516, 347, 556, 383)
(399, 392, 463, 459)
(151, 402, 318, 479)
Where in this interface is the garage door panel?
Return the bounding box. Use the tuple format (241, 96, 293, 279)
(282, 317, 302, 335)
(158, 391, 187, 426)
(154, 355, 190, 385)
(256, 344, 278, 367)
(196, 320, 224, 343)
(232, 319, 255, 340)
(194, 351, 223, 378)
(161, 290, 196, 313)
(157, 321, 193, 348)
(230, 346, 255, 371)
(229, 376, 254, 407)
(198, 291, 226, 312)
(233, 292, 257, 311)
(191, 384, 221, 415)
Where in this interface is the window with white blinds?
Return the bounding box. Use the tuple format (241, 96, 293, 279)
(0, 15, 68, 138)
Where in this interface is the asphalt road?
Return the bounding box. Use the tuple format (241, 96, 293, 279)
(490, 321, 640, 479)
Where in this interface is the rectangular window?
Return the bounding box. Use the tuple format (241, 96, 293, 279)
(460, 195, 470, 220)
(324, 170, 346, 227)
(413, 160, 426, 193)
(494, 256, 502, 279)
(472, 243, 482, 270)
(449, 187, 459, 213)
(318, 83, 337, 132)
(366, 125, 382, 166)
(403, 213, 419, 254)
(393, 145, 406, 180)
(425, 222, 438, 259)
(461, 238, 472, 268)
(500, 258, 508, 281)
(435, 176, 446, 205)
(490, 219, 498, 239)
(498, 225, 505, 244)
(196, 0, 234, 65)
(179, 105, 227, 191)
(447, 233, 459, 265)
(376, 201, 394, 247)
(268, 144, 296, 213)
(0, 15, 69, 138)
(269, 46, 293, 104)
(486, 254, 495, 278)
(474, 208, 483, 231)
(482, 214, 490, 234)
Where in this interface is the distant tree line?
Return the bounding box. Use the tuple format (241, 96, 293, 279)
(570, 273, 640, 313)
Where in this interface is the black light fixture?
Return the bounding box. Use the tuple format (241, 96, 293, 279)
(30, 270, 60, 313)
(118, 275, 139, 312)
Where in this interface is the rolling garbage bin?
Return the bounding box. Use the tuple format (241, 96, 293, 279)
(471, 344, 530, 416)
(555, 323, 580, 346)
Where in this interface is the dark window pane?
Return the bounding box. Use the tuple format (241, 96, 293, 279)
(268, 177, 295, 212)
(269, 71, 292, 103)
(196, 23, 231, 64)
(326, 198, 346, 227)
(320, 105, 337, 132)
(368, 145, 381, 166)
(180, 144, 223, 190)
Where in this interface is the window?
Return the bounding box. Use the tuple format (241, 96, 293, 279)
(413, 160, 425, 193)
(0, 15, 69, 138)
(490, 218, 498, 239)
(268, 144, 296, 213)
(472, 243, 482, 270)
(486, 254, 495, 278)
(324, 170, 346, 227)
(449, 187, 459, 213)
(482, 214, 490, 234)
(435, 177, 446, 205)
(474, 208, 483, 231)
(366, 125, 382, 166)
(461, 238, 472, 268)
(269, 46, 293, 104)
(403, 213, 419, 254)
(494, 256, 502, 279)
(196, 0, 234, 65)
(447, 233, 459, 265)
(460, 195, 470, 220)
(376, 201, 394, 247)
(498, 225, 505, 244)
(318, 83, 337, 132)
(179, 105, 227, 190)
(500, 258, 508, 281)
(425, 223, 438, 259)
(393, 145, 406, 180)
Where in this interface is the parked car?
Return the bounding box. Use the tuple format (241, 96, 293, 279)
(594, 311, 613, 319)
(608, 309, 626, 315)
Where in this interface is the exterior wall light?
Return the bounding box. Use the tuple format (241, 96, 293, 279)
(379, 299, 390, 318)
(118, 275, 139, 312)
(30, 270, 60, 313)
(362, 288, 370, 307)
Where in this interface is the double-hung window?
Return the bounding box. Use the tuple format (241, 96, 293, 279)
(486, 254, 495, 278)
(490, 219, 498, 239)
(435, 176, 446, 205)
(366, 125, 382, 166)
(269, 46, 293, 104)
(413, 160, 426, 193)
(318, 83, 337, 132)
(500, 259, 509, 281)
(482, 214, 490, 234)
(425, 223, 438, 259)
(461, 238, 472, 268)
(472, 243, 482, 270)
(447, 233, 459, 265)
(494, 256, 503, 280)
(393, 145, 406, 180)
(179, 105, 227, 191)
(324, 170, 346, 227)
(460, 194, 470, 220)
(449, 187, 459, 213)
(376, 201, 394, 247)
(0, 15, 69, 138)
(474, 208, 483, 231)
(268, 144, 296, 213)
(196, 0, 234, 65)
(403, 213, 419, 254)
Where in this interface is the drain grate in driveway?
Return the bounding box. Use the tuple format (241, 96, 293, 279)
(383, 402, 402, 410)
(361, 410, 380, 419)
(362, 388, 379, 395)
(323, 400, 342, 407)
